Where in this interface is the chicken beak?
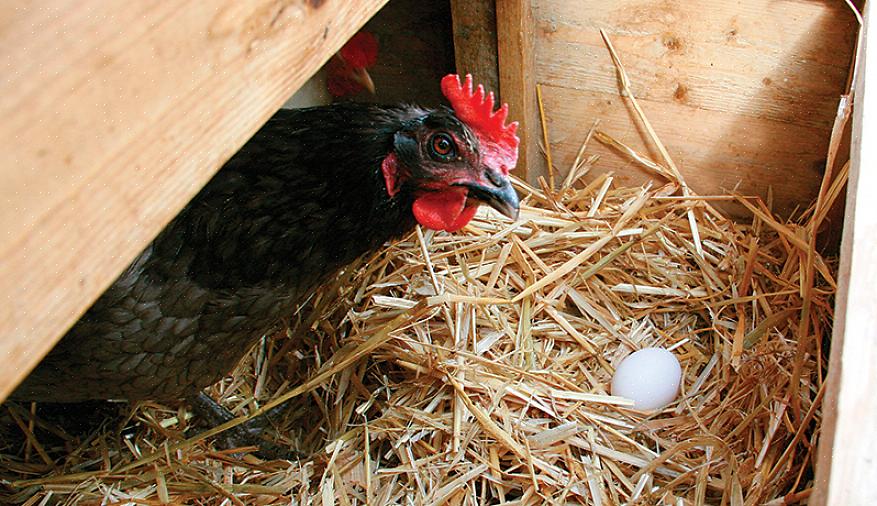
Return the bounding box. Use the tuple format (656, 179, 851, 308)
(352, 67, 376, 94)
(461, 178, 520, 220)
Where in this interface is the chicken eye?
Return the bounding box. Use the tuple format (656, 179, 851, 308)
(428, 133, 456, 161)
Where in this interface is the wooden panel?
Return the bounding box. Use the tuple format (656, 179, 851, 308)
(540, 84, 829, 217)
(533, 0, 857, 217)
(812, 4, 877, 504)
(0, 0, 388, 402)
(450, 0, 500, 98)
(496, 0, 542, 182)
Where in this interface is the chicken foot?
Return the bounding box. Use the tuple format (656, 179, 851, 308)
(189, 391, 298, 460)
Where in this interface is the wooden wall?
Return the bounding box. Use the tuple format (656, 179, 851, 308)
(813, 6, 877, 503)
(456, 0, 858, 219)
(539, 0, 856, 218)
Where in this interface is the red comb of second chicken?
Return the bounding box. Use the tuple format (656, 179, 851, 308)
(339, 32, 378, 69)
(327, 32, 379, 98)
(440, 74, 519, 176)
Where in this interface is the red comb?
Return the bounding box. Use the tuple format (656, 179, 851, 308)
(441, 74, 519, 175)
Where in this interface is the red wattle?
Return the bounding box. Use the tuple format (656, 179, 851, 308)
(412, 188, 477, 232)
(446, 204, 479, 232)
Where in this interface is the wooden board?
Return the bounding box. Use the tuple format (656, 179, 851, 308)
(450, 0, 500, 98)
(496, 0, 542, 183)
(533, 0, 857, 218)
(812, 4, 877, 504)
(0, 0, 388, 402)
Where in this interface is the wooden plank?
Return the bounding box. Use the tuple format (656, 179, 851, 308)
(450, 0, 500, 98)
(496, 0, 542, 183)
(812, 4, 877, 504)
(532, 0, 856, 218)
(539, 84, 830, 218)
(0, 0, 389, 402)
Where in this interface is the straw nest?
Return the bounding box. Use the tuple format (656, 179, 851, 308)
(1, 32, 846, 506)
(0, 172, 843, 505)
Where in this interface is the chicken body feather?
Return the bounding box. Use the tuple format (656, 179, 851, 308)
(13, 98, 518, 402)
(14, 105, 419, 401)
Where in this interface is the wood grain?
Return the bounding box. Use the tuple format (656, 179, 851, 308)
(812, 4, 877, 504)
(496, 0, 542, 182)
(532, 0, 857, 218)
(540, 83, 830, 217)
(0, 0, 389, 402)
(450, 0, 500, 98)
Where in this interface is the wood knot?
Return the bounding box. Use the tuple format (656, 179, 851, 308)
(662, 33, 683, 52)
(673, 83, 689, 103)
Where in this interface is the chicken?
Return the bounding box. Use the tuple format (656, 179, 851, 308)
(11, 75, 519, 417)
(283, 32, 378, 109)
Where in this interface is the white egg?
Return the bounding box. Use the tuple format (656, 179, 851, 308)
(611, 347, 682, 411)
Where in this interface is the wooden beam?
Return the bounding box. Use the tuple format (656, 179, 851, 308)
(812, 4, 877, 504)
(0, 0, 389, 402)
(450, 0, 500, 98)
(496, 0, 542, 183)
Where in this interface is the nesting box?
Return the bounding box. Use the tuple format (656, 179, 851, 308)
(449, 1, 871, 504)
(0, 0, 872, 504)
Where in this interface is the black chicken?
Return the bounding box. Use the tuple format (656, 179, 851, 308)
(9, 75, 519, 448)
